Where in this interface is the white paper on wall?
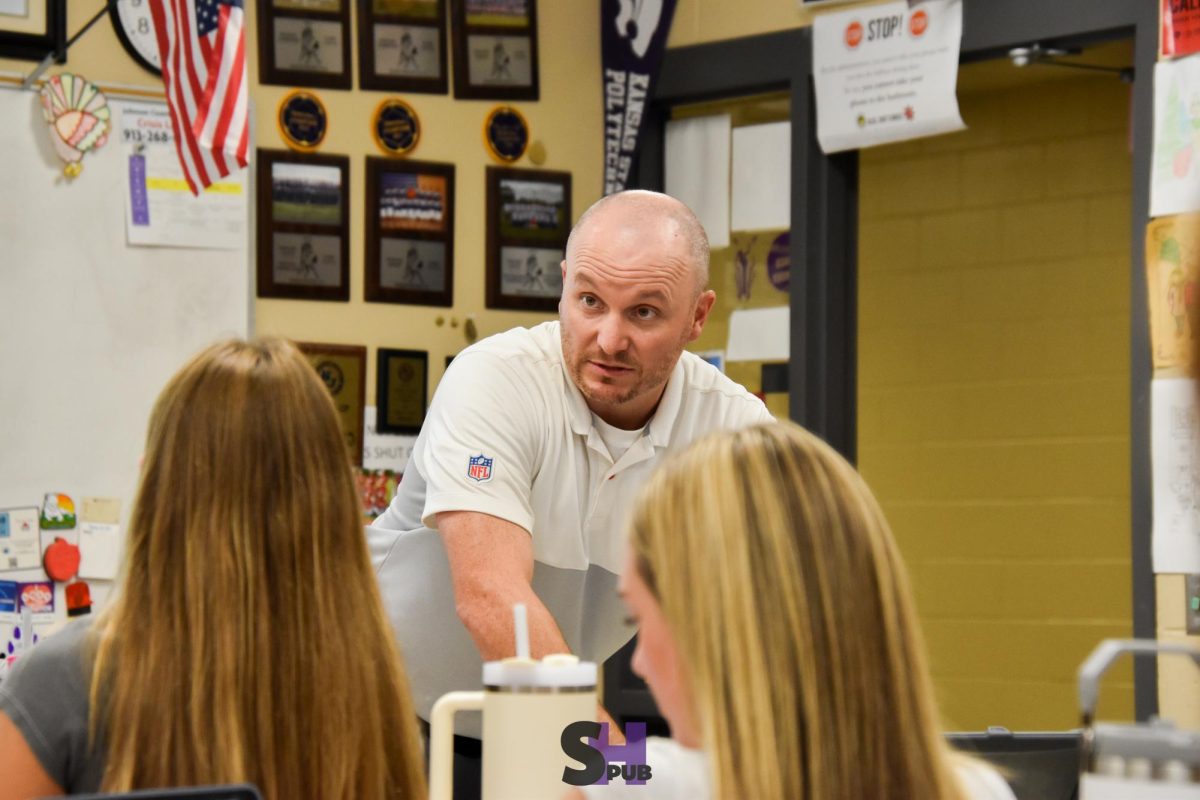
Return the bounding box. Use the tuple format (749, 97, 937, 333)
(1151, 378, 1200, 573)
(731, 121, 791, 232)
(726, 306, 790, 363)
(665, 114, 731, 249)
(121, 104, 248, 250)
(78, 522, 121, 580)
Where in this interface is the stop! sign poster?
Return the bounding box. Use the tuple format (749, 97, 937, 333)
(812, 0, 965, 154)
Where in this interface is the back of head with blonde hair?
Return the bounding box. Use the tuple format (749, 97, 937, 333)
(628, 421, 968, 800)
(89, 337, 426, 800)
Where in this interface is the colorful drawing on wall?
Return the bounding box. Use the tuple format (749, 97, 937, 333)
(39, 73, 110, 178)
(40, 492, 75, 529)
(356, 469, 401, 518)
(1152, 57, 1200, 217)
(1146, 214, 1200, 372)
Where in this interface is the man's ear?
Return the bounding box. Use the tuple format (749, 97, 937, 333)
(689, 290, 717, 341)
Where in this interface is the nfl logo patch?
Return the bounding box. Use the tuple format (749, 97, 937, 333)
(467, 454, 494, 483)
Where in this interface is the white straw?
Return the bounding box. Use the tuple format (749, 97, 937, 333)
(513, 603, 530, 660)
(19, 607, 32, 652)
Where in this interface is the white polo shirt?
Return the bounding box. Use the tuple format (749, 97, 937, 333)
(368, 321, 772, 736)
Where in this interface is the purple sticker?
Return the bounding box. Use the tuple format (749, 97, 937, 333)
(129, 154, 150, 227)
(767, 232, 790, 292)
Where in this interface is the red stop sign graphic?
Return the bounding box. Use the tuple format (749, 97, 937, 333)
(910, 10, 929, 37)
(845, 21, 864, 48)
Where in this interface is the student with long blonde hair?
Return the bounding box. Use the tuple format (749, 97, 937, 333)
(572, 421, 1013, 800)
(0, 338, 427, 800)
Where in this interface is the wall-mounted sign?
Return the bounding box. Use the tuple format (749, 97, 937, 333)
(812, 0, 964, 154)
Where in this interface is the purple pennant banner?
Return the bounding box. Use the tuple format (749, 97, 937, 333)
(601, 0, 678, 195)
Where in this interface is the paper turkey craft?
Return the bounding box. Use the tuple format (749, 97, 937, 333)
(40, 73, 111, 178)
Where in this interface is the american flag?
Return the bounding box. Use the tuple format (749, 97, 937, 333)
(148, 0, 249, 194)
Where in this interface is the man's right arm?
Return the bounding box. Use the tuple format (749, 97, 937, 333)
(439, 509, 625, 740)
(438, 509, 571, 661)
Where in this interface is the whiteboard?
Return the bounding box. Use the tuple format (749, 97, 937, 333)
(0, 86, 251, 620)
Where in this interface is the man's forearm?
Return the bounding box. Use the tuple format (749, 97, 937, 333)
(456, 579, 572, 662)
(456, 578, 619, 738)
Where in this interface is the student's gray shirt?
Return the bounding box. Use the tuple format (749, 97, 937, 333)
(0, 619, 104, 792)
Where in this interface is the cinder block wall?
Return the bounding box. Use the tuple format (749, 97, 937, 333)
(857, 74, 1134, 730)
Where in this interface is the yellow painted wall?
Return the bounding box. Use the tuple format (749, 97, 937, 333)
(857, 75, 1135, 729)
(1, 0, 600, 402)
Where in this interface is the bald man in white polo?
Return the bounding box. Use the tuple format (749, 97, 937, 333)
(368, 190, 772, 798)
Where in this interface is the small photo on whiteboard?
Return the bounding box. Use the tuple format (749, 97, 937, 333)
(0, 0, 27, 17)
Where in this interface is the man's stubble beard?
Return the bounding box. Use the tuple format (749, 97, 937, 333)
(562, 325, 690, 409)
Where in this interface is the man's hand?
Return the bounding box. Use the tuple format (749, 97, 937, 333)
(438, 510, 572, 661)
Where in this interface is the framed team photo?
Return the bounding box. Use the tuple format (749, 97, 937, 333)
(365, 157, 456, 306)
(485, 165, 570, 311)
(256, 149, 351, 302)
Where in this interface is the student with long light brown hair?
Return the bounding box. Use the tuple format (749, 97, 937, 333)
(571, 421, 1014, 800)
(0, 338, 427, 800)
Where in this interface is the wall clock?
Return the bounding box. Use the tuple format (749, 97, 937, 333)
(109, 0, 161, 76)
